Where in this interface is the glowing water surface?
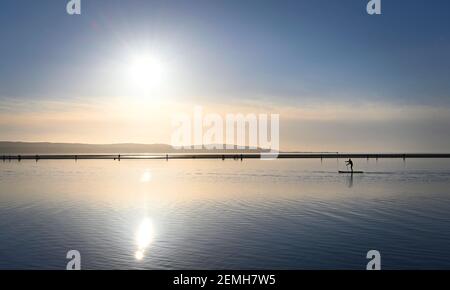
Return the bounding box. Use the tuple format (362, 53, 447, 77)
(1, 158, 450, 269)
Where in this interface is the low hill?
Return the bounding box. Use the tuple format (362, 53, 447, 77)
(0, 142, 268, 154)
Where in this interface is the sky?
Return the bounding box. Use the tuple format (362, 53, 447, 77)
(0, 0, 450, 152)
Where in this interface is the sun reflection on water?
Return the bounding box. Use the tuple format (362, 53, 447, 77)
(134, 217, 154, 260)
(140, 170, 152, 183)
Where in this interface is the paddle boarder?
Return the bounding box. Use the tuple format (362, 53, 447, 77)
(345, 158, 354, 172)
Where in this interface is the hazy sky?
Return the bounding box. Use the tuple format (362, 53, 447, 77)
(1, 0, 450, 151)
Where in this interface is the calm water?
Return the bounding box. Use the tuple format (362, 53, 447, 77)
(1, 158, 450, 269)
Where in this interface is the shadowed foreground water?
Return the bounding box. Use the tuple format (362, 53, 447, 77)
(1, 158, 450, 269)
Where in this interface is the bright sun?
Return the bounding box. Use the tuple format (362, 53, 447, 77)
(127, 54, 167, 90)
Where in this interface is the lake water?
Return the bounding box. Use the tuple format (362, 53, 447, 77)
(1, 158, 450, 269)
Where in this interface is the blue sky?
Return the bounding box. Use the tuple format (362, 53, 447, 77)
(1, 0, 450, 150)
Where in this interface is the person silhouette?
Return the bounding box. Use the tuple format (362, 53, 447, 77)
(345, 158, 354, 172)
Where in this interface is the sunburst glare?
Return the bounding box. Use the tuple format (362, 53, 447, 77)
(127, 54, 168, 91)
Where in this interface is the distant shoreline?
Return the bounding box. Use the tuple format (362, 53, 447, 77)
(1, 142, 450, 159)
(2, 153, 450, 161)
(0, 141, 268, 154)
